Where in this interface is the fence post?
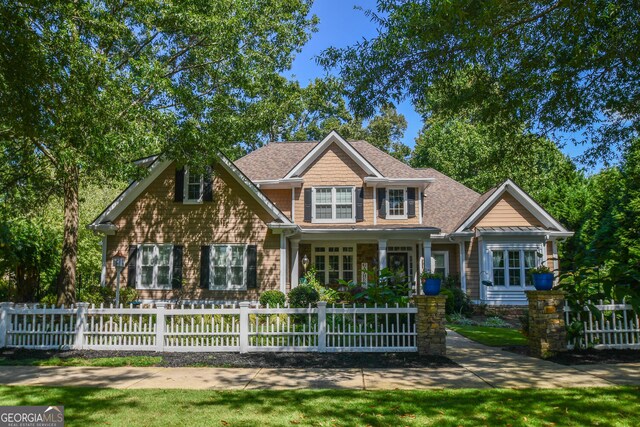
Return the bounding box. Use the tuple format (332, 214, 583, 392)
(74, 303, 89, 350)
(239, 302, 250, 353)
(155, 302, 167, 352)
(526, 290, 567, 358)
(0, 302, 13, 348)
(415, 295, 447, 356)
(317, 301, 327, 352)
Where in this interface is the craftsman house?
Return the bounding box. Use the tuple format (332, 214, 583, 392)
(89, 131, 573, 306)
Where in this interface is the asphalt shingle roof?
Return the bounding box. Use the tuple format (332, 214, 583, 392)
(234, 140, 483, 233)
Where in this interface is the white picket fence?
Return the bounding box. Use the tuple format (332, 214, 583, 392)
(564, 300, 640, 350)
(0, 301, 417, 353)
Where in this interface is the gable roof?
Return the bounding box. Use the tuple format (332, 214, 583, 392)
(88, 151, 293, 232)
(284, 131, 383, 178)
(453, 179, 572, 234)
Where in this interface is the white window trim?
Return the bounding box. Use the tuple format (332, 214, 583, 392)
(312, 244, 357, 284)
(183, 167, 204, 204)
(431, 251, 449, 277)
(311, 186, 356, 223)
(386, 187, 408, 219)
(136, 244, 174, 290)
(486, 242, 544, 289)
(209, 244, 248, 291)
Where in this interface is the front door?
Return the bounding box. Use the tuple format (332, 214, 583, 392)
(388, 252, 409, 277)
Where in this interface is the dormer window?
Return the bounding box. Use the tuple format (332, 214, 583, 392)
(312, 187, 355, 223)
(184, 168, 204, 203)
(387, 188, 407, 219)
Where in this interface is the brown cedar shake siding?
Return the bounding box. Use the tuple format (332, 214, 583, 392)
(104, 162, 281, 301)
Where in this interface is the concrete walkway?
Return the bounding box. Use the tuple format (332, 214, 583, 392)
(0, 332, 637, 390)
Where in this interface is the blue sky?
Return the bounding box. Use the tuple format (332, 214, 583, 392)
(286, 1, 596, 169)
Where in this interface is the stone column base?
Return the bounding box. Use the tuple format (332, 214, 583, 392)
(415, 295, 447, 356)
(526, 290, 567, 358)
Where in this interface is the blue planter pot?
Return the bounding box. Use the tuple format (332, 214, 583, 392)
(423, 278, 442, 296)
(532, 273, 554, 290)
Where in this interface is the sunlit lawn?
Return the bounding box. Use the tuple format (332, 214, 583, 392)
(447, 324, 528, 347)
(0, 386, 638, 426)
(0, 356, 161, 367)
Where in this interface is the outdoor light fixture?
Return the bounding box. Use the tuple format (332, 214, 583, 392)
(113, 252, 126, 307)
(302, 254, 309, 273)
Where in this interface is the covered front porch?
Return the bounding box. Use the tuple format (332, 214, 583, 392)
(282, 228, 462, 295)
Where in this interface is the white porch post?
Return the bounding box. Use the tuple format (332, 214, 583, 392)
(459, 241, 467, 293)
(378, 239, 388, 270)
(423, 238, 432, 273)
(290, 238, 300, 290)
(280, 234, 287, 293)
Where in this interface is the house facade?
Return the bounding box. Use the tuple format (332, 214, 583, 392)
(89, 131, 573, 306)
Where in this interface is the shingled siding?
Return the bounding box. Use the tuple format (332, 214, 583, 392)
(291, 142, 421, 225)
(105, 163, 281, 301)
(262, 189, 291, 218)
(465, 239, 480, 300)
(474, 193, 544, 228)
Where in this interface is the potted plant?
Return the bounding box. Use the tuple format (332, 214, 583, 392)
(529, 265, 554, 290)
(421, 272, 443, 296)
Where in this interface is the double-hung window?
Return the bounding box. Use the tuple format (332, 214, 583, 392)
(210, 244, 247, 290)
(431, 251, 449, 277)
(312, 187, 355, 222)
(387, 188, 407, 218)
(184, 168, 204, 203)
(490, 246, 540, 287)
(138, 244, 173, 289)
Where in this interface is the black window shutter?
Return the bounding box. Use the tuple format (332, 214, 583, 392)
(175, 167, 185, 202)
(377, 188, 386, 218)
(199, 246, 210, 289)
(203, 165, 214, 202)
(303, 188, 312, 222)
(355, 187, 364, 222)
(172, 245, 183, 289)
(127, 245, 137, 288)
(407, 188, 416, 218)
(246, 245, 257, 289)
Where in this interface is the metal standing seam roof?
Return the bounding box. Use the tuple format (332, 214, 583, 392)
(234, 140, 483, 234)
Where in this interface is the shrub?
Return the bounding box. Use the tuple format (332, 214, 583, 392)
(259, 290, 286, 308)
(440, 288, 455, 313)
(448, 312, 475, 326)
(441, 275, 473, 316)
(482, 316, 510, 328)
(288, 285, 320, 308)
(519, 313, 530, 337)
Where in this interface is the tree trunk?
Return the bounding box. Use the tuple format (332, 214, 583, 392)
(57, 166, 80, 306)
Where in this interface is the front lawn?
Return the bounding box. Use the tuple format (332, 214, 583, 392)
(0, 355, 161, 367)
(1, 386, 638, 426)
(448, 324, 528, 347)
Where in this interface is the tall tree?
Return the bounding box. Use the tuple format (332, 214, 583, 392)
(320, 0, 640, 163)
(0, 0, 316, 304)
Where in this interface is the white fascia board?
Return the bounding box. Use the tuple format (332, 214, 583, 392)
(89, 152, 293, 233)
(364, 177, 435, 189)
(301, 227, 440, 234)
(254, 178, 304, 189)
(88, 158, 172, 230)
(475, 229, 574, 238)
(88, 222, 117, 235)
(284, 130, 383, 179)
(455, 179, 570, 233)
(217, 154, 293, 225)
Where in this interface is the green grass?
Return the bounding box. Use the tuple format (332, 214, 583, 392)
(448, 324, 528, 347)
(0, 356, 161, 367)
(0, 386, 638, 426)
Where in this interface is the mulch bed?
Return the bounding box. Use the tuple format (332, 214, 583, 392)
(504, 345, 640, 365)
(0, 348, 458, 369)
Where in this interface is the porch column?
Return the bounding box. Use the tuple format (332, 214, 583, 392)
(290, 238, 300, 290)
(423, 238, 432, 273)
(378, 239, 388, 270)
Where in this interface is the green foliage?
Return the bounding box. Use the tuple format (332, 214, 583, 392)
(259, 290, 286, 308)
(447, 313, 475, 326)
(530, 266, 552, 274)
(347, 268, 411, 305)
(75, 283, 137, 307)
(288, 285, 320, 308)
(482, 317, 510, 328)
(441, 275, 472, 316)
(320, 0, 640, 162)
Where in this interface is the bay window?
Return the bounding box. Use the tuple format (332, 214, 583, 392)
(490, 245, 540, 287)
